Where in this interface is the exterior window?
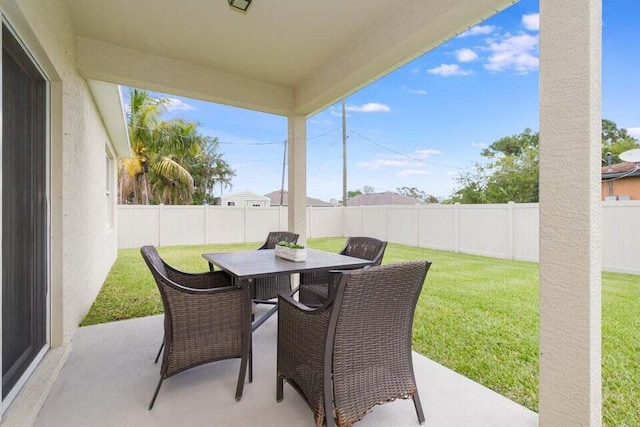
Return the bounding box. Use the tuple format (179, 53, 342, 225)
(106, 150, 114, 229)
(252, 203, 260, 207)
(227, 201, 235, 206)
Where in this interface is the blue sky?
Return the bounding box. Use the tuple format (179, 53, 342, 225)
(130, 0, 640, 202)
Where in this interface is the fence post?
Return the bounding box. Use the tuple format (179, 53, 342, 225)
(384, 205, 389, 242)
(507, 201, 515, 260)
(342, 206, 346, 238)
(243, 204, 248, 243)
(454, 202, 460, 253)
(415, 204, 420, 247)
(158, 204, 163, 247)
(203, 205, 209, 245)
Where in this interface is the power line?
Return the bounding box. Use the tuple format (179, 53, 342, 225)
(308, 127, 341, 140)
(217, 140, 284, 146)
(129, 125, 285, 146)
(348, 130, 466, 170)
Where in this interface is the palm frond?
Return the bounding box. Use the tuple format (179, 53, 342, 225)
(151, 156, 195, 192)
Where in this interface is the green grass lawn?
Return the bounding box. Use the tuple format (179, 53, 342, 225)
(82, 237, 640, 426)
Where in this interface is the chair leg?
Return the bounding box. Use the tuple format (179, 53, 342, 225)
(324, 390, 335, 427)
(248, 340, 253, 383)
(154, 342, 164, 364)
(235, 344, 249, 401)
(276, 375, 284, 402)
(413, 390, 426, 424)
(148, 376, 164, 410)
(326, 413, 335, 427)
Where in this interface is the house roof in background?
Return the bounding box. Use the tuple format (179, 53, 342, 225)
(264, 190, 332, 207)
(346, 191, 425, 206)
(601, 162, 640, 179)
(222, 190, 270, 201)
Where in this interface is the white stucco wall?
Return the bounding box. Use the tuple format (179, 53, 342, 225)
(539, 0, 602, 424)
(2, 0, 118, 345)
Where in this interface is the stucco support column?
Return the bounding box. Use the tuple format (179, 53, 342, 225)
(539, 1, 601, 425)
(287, 115, 307, 244)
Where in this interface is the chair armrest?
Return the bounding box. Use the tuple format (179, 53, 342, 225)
(279, 293, 328, 315)
(165, 265, 232, 289)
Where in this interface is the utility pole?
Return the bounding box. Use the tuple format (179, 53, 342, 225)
(342, 99, 347, 206)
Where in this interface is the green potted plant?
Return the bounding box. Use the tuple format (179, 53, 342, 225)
(275, 240, 307, 262)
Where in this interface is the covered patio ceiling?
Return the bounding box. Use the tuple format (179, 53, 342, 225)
(64, 0, 515, 116)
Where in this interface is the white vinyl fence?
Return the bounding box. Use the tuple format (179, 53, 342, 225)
(118, 201, 640, 274)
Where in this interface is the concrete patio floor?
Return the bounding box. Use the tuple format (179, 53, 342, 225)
(34, 310, 538, 427)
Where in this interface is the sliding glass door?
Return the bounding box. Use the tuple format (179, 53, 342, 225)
(1, 22, 48, 400)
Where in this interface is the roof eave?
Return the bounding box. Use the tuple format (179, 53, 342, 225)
(88, 80, 131, 158)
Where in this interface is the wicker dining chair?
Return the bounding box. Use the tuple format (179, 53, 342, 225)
(253, 231, 299, 303)
(277, 260, 431, 427)
(141, 246, 252, 410)
(298, 236, 387, 306)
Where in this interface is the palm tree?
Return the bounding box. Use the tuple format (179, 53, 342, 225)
(212, 156, 235, 197)
(119, 90, 198, 204)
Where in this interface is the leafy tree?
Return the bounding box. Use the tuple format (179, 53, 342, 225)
(347, 189, 362, 199)
(362, 185, 375, 194)
(447, 120, 638, 204)
(396, 186, 440, 203)
(448, 129, 539, 204)
(601, 119, 639, 163)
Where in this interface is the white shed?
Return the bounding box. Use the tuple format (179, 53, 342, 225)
(220, 190, 271, 208)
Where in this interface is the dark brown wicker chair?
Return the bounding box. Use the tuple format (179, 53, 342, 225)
(141, 246, 251, 410)
(277, 260, 431, 427)
(299, 236, 387, 306)
(253, 231, 299, 303)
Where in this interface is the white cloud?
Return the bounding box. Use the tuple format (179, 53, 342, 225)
(398, 169, 429, 177)
(345, 103, 391, 113)
(358, 159, 409, 170)
(628, 127, 640, 139)
(522, 13, 540, 31)
(164, 97, 196, 112)
(413, 149, 441, 159)
(447, 170, 459, 177)
(471, 142, 488, 148)
(427, 64, 472, 77)
(484, 33, 539, 73)
(456, 48, 479, 63)
(458, 25, 497, 38)
(407, 88, 428, 96)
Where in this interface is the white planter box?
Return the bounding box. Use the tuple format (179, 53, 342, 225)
(275, 246, 307, 262)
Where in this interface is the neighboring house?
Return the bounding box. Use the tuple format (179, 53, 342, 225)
(0, 1, 602, 425)
(264, 190, 332, 207)
(347, 191, 426, 206)
(220, 190, 271, 207)
(601, 162, 640, 200)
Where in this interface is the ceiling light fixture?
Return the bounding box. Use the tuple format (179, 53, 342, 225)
(228, 0, 252, 12)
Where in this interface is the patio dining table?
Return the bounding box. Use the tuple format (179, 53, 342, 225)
(202, 248, 374, 332)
